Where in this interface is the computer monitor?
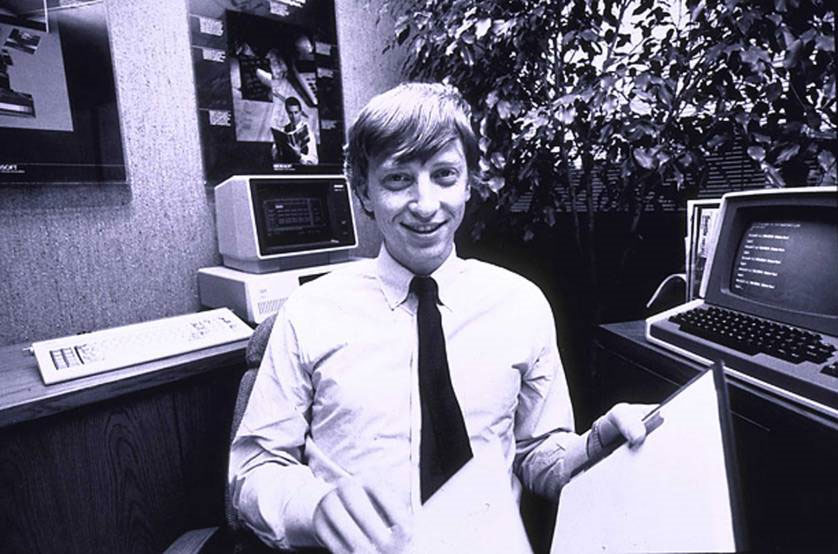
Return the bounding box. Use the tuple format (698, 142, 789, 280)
(701, 186, 838, 336)
(214, 174, 358, 273)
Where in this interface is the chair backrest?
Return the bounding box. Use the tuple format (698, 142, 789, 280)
(224, 313, 278, 530)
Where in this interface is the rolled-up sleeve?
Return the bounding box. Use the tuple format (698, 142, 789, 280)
(228, 306, 333, 550)
(512, 291, 589, 499)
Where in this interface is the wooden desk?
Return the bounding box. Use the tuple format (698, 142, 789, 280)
(0, 340, 248, 554)
(593, 321, 838, 553)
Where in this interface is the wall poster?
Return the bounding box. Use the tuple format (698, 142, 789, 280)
(187, 0, 345, 184)
(0, 0, 126, 185)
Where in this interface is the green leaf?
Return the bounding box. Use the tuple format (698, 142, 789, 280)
(816, 149, 835, 175)
(488, 176, 505, 192)
(558, 105, 576, 124)
(784, 39, 803, 69)
(816, 34, 835, 52)
(633, 147, 656, 169)
(775, 144, 800, 164)
(629, 97, 652, 116)
(747, 146, 766, 162)
(761, 162, 786, 187)
(492, 19, 513, 36)
(707, 135, 726, 149)
(558, 93, 576, 106)
(766, 82, 783, 102)
(497, 100, 512, 120)
(673, 167, 685, 189)
(475, 18, 491, 39)
(543, 206, 556, 226)
(491, 151, 506, 169)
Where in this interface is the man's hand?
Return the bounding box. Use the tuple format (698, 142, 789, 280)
(313, 476, 412, 553)
(599, 402, 658, 448)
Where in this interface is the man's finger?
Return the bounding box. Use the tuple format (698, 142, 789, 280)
(314, 489, 372, 553)
(336, 480, 394, 549)
(364, 480, 411, 531)
(608, 403, 657, 446)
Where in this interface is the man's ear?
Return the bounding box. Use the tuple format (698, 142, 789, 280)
(357, 183, 375, 218)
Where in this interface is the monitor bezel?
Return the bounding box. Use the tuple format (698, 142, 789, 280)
(704, 186, 838, 336)
(246, 174, 358, 259)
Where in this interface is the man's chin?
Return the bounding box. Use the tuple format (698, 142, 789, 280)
(405, 245, 451, 274)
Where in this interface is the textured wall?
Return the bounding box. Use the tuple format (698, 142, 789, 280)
(336, 0, 401, 258)
(0, 1, 401, 346)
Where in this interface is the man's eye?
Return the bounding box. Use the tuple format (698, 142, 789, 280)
(433, 168, 460, 185)
(383, 173, 412, 188)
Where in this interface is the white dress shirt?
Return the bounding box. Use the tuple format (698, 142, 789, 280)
(229, 247, 586, 550)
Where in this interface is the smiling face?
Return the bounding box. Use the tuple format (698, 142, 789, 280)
(361, 140, 471, 276)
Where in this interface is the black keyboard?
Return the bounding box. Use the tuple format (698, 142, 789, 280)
(669, 306, 835, 364)
(648, 305, 838, 414)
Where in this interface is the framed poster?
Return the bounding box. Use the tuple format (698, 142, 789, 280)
(0, 0, 126, 185)
(187, 0, 345, 184)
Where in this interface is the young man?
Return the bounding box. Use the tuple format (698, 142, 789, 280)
(272, 96, 318, 166)
(230, 82, 651, 552)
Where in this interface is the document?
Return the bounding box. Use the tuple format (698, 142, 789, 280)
(410, 441, 533, 553)
(551, 364, 742, 553)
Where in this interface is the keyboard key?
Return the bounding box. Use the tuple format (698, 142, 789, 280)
(822, 363, 838, 378)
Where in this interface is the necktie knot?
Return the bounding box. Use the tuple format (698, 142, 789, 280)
(410, 276, 439, 304)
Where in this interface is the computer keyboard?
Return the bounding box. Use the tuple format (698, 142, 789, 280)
(669, 306, 835, 364)
(31, 308, 253, 385)
(648, 303, 838, 416)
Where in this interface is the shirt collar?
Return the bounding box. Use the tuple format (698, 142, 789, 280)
(375, 245, 465, 310)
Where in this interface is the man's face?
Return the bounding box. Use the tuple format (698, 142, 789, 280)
(361, 140, 470, 275)
(286, 105, 302, 126)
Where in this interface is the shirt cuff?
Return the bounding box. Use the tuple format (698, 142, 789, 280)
(586, 415, 622, 461)
(284, 478, 335, 548)
(586, 420, 603, 461)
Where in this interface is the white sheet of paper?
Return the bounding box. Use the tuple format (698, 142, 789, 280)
(552, 369, 737, 553)
(409, 441, 533, 553)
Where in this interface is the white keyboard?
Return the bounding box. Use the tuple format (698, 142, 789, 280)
(31, 308, 253, 385)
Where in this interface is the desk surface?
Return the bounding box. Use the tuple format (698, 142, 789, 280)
(0, 339, 248, 428)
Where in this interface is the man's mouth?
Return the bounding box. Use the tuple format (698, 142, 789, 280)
(402, 222, 445, 235)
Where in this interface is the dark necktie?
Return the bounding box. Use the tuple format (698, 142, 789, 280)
(411, 276, 473, 503)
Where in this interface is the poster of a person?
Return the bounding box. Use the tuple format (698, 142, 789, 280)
(256, 45, 319, 167)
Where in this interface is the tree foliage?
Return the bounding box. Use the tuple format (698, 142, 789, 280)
(377, 0, 836, 246)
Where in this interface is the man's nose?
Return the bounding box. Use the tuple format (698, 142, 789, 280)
(410, 175, 440, 218)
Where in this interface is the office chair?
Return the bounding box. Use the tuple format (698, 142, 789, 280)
(165, 314, 281, 554)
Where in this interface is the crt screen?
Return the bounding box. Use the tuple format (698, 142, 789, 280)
(730, 216, 838, 315)
(254, 180, 336, 249)
(262, 197, 327, 237)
